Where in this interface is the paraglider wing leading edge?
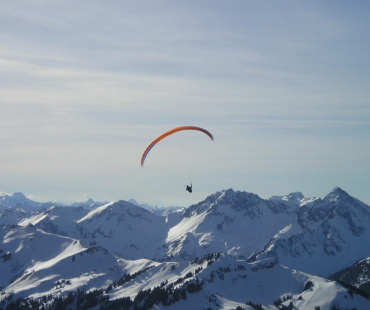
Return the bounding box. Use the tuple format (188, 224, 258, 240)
(140, 126, 214, 167)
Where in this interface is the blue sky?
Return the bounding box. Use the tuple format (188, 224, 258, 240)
(1, 1, 370, 206)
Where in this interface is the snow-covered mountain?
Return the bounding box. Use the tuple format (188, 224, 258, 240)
(0, 192, 107, 211)
(76, 201, 169, 260)
(0, 192, 53, 212)
(70, 197, 107, 209)
(270, 191, 320, 207)
(1, 187, 370, 309)
(254, 187, 370, 276)
(128, 198, 185, 216)
(330, 256, 370, 295)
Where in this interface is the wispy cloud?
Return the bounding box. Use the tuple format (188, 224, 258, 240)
(1, 1, 369, 205)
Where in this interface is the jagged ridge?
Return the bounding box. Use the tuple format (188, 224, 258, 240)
(1, 187, 370, 309)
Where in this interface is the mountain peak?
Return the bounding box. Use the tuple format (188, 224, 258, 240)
(11, 192, 27, 199)
(304, 186, 370, 238)
(2, 192, 28, 202)
(286, 192, 305, 200)
(0, 191, 32, 206)
(70, 197, 98, 208)
(331, 186, 347, 195)
(269, 191, 318, 208)
(324, 187, 349, 203)
(183, 188, 266, 221)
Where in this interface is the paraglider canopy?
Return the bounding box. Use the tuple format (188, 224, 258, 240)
(140, 126, 214, 167)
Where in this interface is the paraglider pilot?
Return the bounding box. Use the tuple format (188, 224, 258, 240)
(186, 184, 192, 193)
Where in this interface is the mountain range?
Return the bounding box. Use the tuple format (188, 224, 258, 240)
(1, 187, 370, 309)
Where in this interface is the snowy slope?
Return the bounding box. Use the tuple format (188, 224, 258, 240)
(18, 205, 90, 237)
(76, 200, 169, 260)
(1, 224, 83, 291)
(331, 256, 370, 295)
(256, 187, 370, 276)
(13, 201, 169, 260)
(0, 208, 29, 227)
(164, 190, 298, 260)
(1, 187, 370, 309)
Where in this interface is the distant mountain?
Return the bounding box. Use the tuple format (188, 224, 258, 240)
(0, 192, 53, 211)
(128, 198, 185, 216)
(0, 191, 108, 211)
(70, 197, 108, 208)
(0, 191, 178, 216)
(270, 191, 320, 207)
(1, 187, 370, 309)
